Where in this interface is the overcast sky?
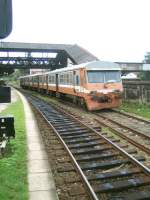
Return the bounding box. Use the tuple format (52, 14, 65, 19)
(2, 0, 150, 62)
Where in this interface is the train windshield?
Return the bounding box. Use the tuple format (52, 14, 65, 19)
(87, 70, 121, 83)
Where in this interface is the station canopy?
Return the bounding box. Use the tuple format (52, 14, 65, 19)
(0, 42, 99, 71)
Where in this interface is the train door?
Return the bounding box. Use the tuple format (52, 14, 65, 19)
(56, 74, 59, 91)
(46, 74, 48, 91)
(74, 71, 80, 93)
(37, 76, 40, 89)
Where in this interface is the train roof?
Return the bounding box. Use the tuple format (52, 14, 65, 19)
(19, 73, 44, 79)
(48, 61, 121, 74)
(20, 61, 120, 78)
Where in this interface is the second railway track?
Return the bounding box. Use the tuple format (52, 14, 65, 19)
(95, 110, 150, 156)
(23, 91, 150, 200)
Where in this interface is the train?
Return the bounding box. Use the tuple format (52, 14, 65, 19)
(20, 61, 123, 111)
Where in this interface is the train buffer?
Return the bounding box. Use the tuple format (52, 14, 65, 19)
(0, 115, 15, 154)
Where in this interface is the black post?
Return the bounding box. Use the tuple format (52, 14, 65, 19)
(0, 0, 12, 39)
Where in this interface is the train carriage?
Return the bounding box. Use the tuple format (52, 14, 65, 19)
(20, 61, 123, 111)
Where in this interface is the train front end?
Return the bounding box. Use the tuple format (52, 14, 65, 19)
(83, 61, 123, 110)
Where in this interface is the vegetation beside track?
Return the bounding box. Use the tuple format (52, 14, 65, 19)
(0, 98, 28, 200)
(119, 102, 150, 119)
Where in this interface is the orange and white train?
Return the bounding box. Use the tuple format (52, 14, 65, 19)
(20, 61, 123, 111)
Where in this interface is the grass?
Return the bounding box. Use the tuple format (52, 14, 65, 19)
(119, 101, 150, 119)
(0, 98, 28, 200)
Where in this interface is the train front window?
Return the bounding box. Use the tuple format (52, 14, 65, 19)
(87, 71, 121, 83)
(87, 71, 104, 83)
(105, 71, 121, 82)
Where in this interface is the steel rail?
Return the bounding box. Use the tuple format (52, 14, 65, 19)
(19, 90, 150, 200)
(97, 113, 150, 140)
(113, 109, 150, 124)
(95, 118, 150, 154)
(34, 95, 150, 176)
(49, 102, 150, 175)
(27, 91, 150, 175)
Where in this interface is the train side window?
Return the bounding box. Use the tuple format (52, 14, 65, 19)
(44, 76, 46, 83)
(50, 75, 52, 83)
(76, 75, 79, 86)
(66, 74, 69, 85)
(60, 74, 63, 84)
(33, 77, 35, 83)
(39, 76, 42, 83)
(70, 74, 73, 84)
(52, 76, 54, 83)
(69, 72, 72, 85)
(64, 74, 67, 85)
(36, 76, 38, 83)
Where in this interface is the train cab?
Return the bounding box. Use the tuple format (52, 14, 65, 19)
(80, 61, 123, 110)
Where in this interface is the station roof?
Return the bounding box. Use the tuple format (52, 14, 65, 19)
(0, 42, 99, 64)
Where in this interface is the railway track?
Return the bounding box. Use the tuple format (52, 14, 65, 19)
(95, 110, 150, 156)
(24, 92, 150, 200)
(37, 93, 150, 158)
(21, 88, 150, 161)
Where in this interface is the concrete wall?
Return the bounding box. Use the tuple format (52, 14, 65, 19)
(123, 80, 150, 104)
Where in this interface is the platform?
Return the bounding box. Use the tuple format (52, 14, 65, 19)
(17, 90, 59, 200)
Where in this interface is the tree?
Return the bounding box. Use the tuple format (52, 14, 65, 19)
(144, 52, 150, 63)
(139, 52, 150, 80)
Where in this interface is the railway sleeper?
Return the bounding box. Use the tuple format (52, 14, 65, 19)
(88, 168, 141, 181)
(52, 122, 78, 127)
(47, 116, 70, 120)
(72, 145, 113, 155)
(123, 190, 150, 200)
(53, 124, 84, 132)
(75, 148, 137, 162)
(57, 127, 88, 132)
(94, 177, 150, 193)
(59, 130, 91, 136)
(61, 133, 94, 139)
(68, 141, 104, 149)
(80, 156, 145, 171)
(47, 119, 71, 123)
(65, 137, 101, 144)
(63, 135, 120, 144)
(48, 116, 72, 124)
(76, 152, 120, 162)
(71, 143, 129, 155)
